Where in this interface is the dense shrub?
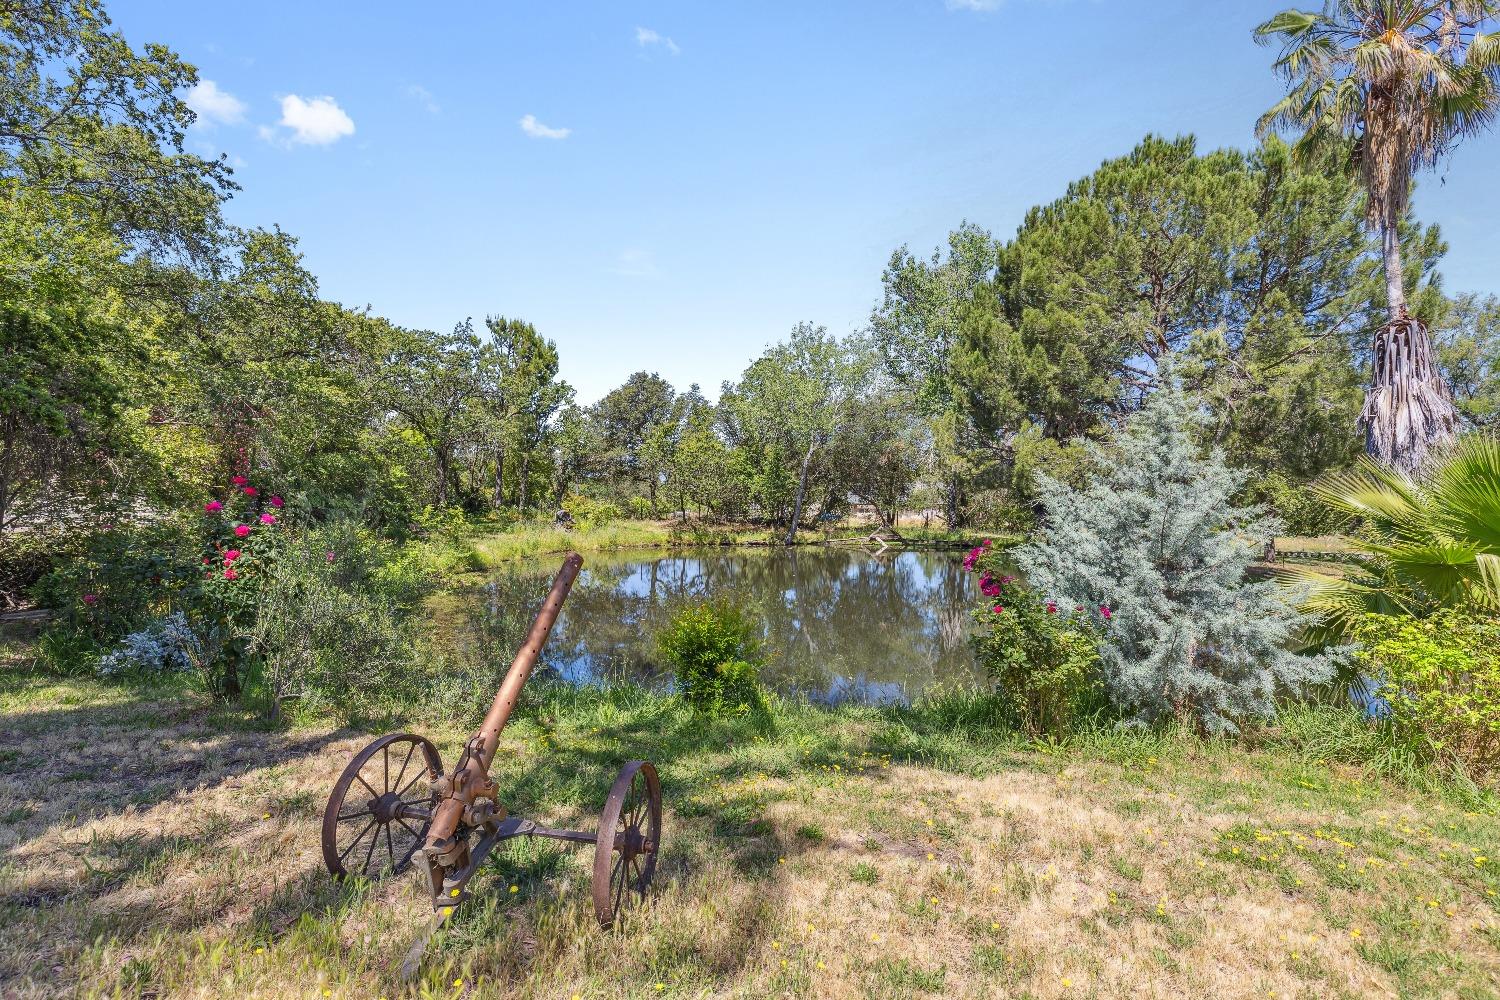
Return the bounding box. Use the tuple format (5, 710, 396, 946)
(656, 601, 764, 716)
(1352, 610, 1500, 775)
(562, 494, 623, 527)
(964, 545, 1101, 737)
(1249, 471, 1347, 537)
(1018, 384, 1337, 734)
(32, 520, 198, 644)
(960, 490, 1034, 534)
(252, 520, 424, 721)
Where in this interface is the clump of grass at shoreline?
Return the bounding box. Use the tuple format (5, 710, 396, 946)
(428, 517, 1024, 573)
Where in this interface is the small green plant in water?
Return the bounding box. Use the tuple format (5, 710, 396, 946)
(656, 600, 764, 717)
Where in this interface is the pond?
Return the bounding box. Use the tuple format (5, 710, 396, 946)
(459, 547, 996, 706)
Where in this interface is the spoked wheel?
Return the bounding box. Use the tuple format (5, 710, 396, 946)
(322, 733, 443, 880)
(592, 760, 662, 928)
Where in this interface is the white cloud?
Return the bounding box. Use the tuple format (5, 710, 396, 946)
(186, 79, 247, 125)
(946, 0, 1003, 9)
(519, 114, 570, 140)
(635, 26, 680, 55)
(275, 94, 355, 145)
(610, 248, 659, 278)
(405, 84, 440, 114)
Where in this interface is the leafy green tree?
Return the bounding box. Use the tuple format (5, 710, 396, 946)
(1, 0, 234, 263)
(592, 372, 677, 512)
(724, 324, 873, 543)
(477, 316, 568, 510)
(871, 223, 998, 526)
(373, 321, 484, 510)
(1256, 1, 1499, 472)
(1437, 292, 1500, 428)
(955, 134, 1441, 486)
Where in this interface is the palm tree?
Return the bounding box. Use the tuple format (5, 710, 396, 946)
(1282, 433, 1500, 641)
(1255, 2, 1500, 474)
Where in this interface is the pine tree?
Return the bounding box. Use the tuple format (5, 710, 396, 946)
(1016, 384, 1335, 734)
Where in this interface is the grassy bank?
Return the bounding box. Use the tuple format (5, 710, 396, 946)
(433, 518, 1023, 572)
(1, 646, 1496, 999)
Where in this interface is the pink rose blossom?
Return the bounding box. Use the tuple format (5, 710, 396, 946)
(326, 550, 336, 562)
(234, 524, 251, 538)
(204, 500, 223, 513)
(223, 567, 238, 581)
(259, 513, 276, 525)
(82, 593, 98, 606)
(1099, 605, 1113, 620)
(242, 486, 258, 497)
(981, 538, 992, 549)
(232, 475, 248, 486)
(1045, 601, 1057, 614)
(992, 604, 1004, 613)
(223, 549, 241, 563)
(269, 495, 284, 508)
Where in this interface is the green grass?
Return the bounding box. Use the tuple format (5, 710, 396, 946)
(414, 516, 1025, 574)
(3, 651, 1496, 999)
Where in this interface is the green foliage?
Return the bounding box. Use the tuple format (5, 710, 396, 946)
(1247, 471, 1347, 537)
(561, 494, 622, 528)
(1019, 383, 1337, 734)
(1353, 609, 1500, 775)
(656, 601, 764, 717)
(1438, 292, 1500, 429)
(965, 551, 1101, 737)
(252, 520, 426, 722)
(1285, 433, 1500, 638)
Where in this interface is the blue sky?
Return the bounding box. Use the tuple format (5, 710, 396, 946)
(114, 0, 1500, 403)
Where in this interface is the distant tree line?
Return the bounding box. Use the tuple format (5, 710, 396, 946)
(5, 1, 1499, 574)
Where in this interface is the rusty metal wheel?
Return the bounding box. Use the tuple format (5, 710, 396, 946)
(592, 760, 661, 928)
(322, 733, 442, 880)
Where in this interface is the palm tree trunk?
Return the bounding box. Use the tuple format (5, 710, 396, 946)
(1381, 221, 1406, 319)
(1359, 220, 1458, 475)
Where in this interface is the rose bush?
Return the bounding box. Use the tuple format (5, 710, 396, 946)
(964, 542, 1103, 738)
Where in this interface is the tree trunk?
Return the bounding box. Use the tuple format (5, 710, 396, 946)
(518, 452, 530, 511)
(435, 447, 452, 508)
(492, 446, 506, 507)
(1359, 221, 1458, 475)
(785, 436, 816, 546)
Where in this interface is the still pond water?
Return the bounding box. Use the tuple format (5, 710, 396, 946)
(469, 547, 993, 705)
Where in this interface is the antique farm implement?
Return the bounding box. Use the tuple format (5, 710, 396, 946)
(319, 553, 662, 972)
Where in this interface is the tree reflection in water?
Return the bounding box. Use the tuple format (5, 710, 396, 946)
(458, 548, 996, 705)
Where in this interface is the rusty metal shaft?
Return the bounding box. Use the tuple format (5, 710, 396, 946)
(423, 552, 584, 857)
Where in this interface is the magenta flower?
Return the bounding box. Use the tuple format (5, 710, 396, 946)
(223, 549, 241, 563)
(223, 567, 239, 581)
(259, 513, 276, 525)
(82, 593, 98, 606)
(962, 546, 983, 572)
(234, 524, 251, 538)
(232, 475, 248, 486)
(1045, 601, 1057, 614)
(204, 500, 223, 513)
(243, 486, 258, 497)
(326, 550, 336, 562)
(981, 538, 992, 549)
(269, 495, 284, 508)
(1100, 605, 1113, 620)
(992, 604, 1004, 613)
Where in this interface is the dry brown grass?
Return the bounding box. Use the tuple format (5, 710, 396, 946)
(1, 667, 1497, 999)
